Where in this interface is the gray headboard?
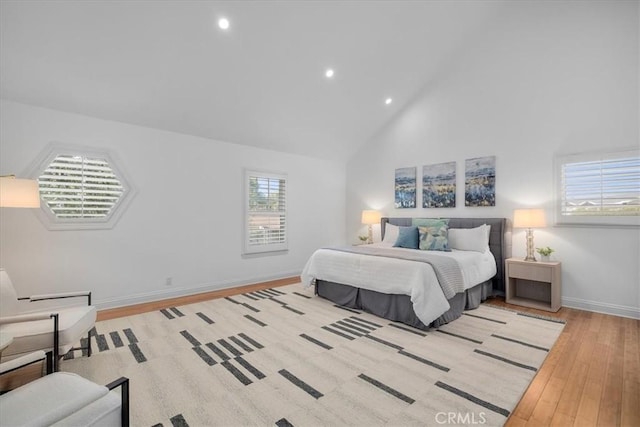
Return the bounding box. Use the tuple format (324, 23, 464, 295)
(381, 217, 512, 294)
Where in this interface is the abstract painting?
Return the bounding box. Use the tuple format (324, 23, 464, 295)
(422, 162, 456, 208)
(395, 167, 416, 208)
(465, 156, 496, 207)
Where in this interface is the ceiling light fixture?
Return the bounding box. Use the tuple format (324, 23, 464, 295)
(325, 69, 334, 78)
(218, 17, 230, 30)
(385, 98, 393, 105)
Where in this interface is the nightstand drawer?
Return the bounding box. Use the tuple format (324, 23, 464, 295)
(509, 263, 552, 282)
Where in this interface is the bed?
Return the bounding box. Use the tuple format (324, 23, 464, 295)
(301, 217, 511, 329)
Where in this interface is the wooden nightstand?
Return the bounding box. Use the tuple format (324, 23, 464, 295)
(505, 258, 561, 312)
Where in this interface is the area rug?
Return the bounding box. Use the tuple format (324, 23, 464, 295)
(61, 283, 565, 427)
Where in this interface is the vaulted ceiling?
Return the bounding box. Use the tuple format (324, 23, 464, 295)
(1, 1, 504, 160)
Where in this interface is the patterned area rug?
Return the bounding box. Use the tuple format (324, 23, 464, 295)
(62, 284, 565, 426)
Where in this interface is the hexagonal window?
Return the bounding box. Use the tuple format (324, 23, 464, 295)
(27, 144, 135, 230)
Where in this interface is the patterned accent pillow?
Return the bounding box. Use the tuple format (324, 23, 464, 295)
(413, 218, 450, 251)
(393, 226, 419, 249)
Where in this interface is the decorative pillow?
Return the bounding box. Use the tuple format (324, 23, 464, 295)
(448, 224, 491, 252)
(413, 218, 450, 251)
(393, 226, 419, 249)
(380, 223, 400, 247)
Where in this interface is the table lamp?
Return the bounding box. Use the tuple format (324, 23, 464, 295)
(513, 208, 546, 262)
(361, 210, 381, 244)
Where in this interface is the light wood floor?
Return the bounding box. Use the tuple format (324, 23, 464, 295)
(485, 299, 639, 427)
(97, 279, 639, 427)
(96, 276, 300, 321)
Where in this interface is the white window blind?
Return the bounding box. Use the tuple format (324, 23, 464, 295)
(38, 154, 125, 218)
(26, 143, 135, 230)
(555, 149, 640, 227)
(244, 170, 287, 254)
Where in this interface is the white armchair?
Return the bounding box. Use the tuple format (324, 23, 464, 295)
(0, 351, 130, 426)
(0, 269, 97, 372)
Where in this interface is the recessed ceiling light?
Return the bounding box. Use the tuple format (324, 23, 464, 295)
(385, 98, 393, 105)
(325, 69, 334, 78)
(218, 17, 230, 30)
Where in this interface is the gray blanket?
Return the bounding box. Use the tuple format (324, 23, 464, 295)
(326, 246, 464, 299)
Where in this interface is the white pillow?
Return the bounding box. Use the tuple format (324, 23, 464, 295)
(448, 224, 491, 252)
(380, 223, 400, 247)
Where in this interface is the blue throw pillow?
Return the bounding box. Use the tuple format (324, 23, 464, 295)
(393, 226, 419, 249)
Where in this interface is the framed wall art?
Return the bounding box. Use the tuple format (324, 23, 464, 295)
(422, 161, 456, 208)
(465, 156, 496, 207)
(394, 167, 416, 208)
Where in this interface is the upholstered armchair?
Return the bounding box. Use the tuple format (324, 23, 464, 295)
(0, 350, 130, 426)
(0, 268, 96, 372)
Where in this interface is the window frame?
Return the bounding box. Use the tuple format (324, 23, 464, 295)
(553, 148, 640, 228)
(243, 169, 288, 255)
(25, 143, 136, 231)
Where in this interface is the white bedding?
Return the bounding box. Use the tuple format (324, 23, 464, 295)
(300, 244, 497, 326)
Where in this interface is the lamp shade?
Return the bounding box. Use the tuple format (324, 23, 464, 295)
(361, 210, 381, 225)
(0, 268, 19, 316)
(513, 208, 546, 228)
(0, 177, 41, 208)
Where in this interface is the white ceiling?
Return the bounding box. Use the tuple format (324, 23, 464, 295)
(1, 1, 504, 161)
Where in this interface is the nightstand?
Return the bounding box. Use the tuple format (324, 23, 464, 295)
(505, 258, 561, 312)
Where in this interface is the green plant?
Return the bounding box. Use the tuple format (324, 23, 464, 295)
(536, 246, 554, 256)
(358, 235, 369, 242)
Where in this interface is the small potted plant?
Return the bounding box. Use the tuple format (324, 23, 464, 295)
(536, 246, 554, 262)
(358, 235, 369, 245)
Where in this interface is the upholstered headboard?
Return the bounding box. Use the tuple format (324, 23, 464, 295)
(381, 217, 512, 294)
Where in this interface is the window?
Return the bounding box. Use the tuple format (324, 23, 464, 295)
(244, 169, 287, 254)
(39, 155, 124, 218)
(555, 148, 640, 227)
(27, 144, 135, 230)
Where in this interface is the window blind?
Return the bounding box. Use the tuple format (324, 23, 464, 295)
(38, 155, 125, 218)
(244, 170, 287, 254)
(556, 149, 640, 226)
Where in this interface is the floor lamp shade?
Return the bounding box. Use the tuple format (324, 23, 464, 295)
(0, 177, 41, 208)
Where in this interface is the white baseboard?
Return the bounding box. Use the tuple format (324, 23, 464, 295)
(95, 276, 640, 320)
(562, 296, 640, 320)
(94, 271, 302, 310)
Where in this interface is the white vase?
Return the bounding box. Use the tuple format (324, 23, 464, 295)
(540, 255, 550, 262)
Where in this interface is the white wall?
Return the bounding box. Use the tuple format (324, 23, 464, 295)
(346, 1, 639, 318)
(0, 100, 346, 309)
